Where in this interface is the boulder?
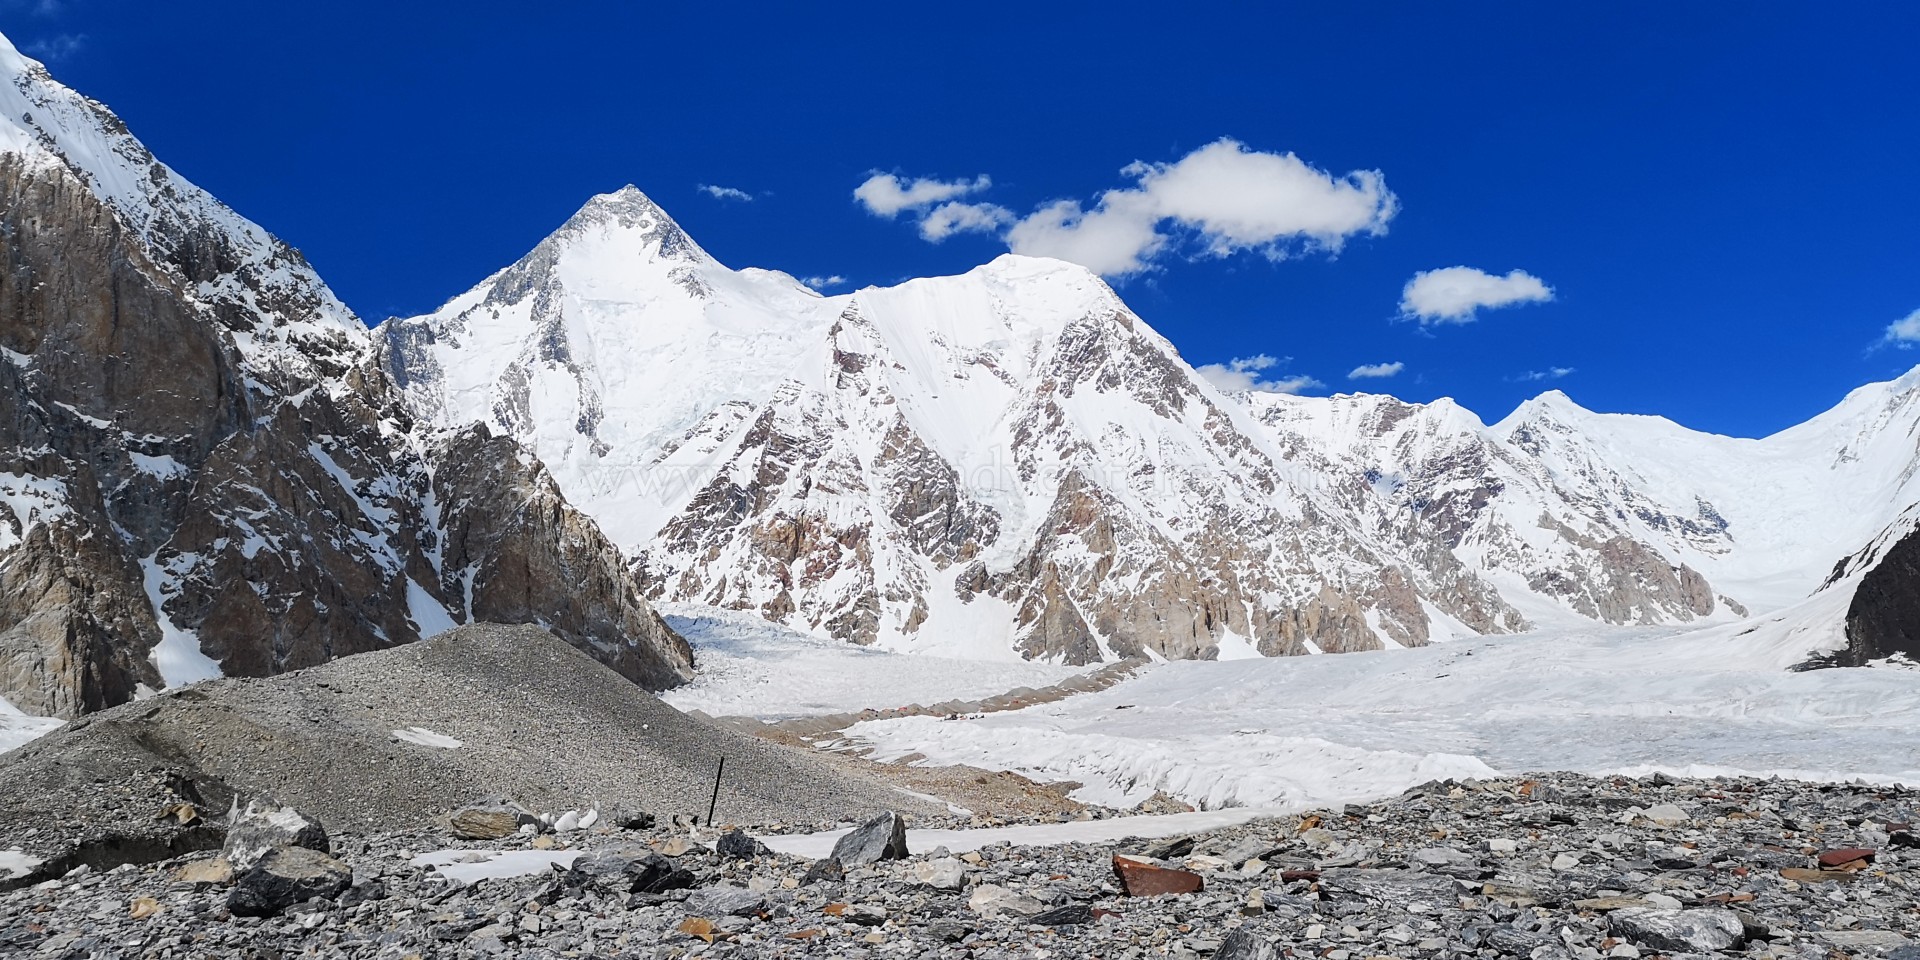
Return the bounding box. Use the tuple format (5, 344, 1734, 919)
(830, 811, 909, 866)
(1639, 803, 1689, 826)
(1607, 907, 1745, 953)
(684, 885, 765, 917)
(967, 883, 1046, 918)
(1816, 847, 1875, 868)
(715, 829, 771, 860)
(222, 800, 329, 869)
(912, 856, 965, 890)
(1112, 856, 1205, 897)
(1216, 927, 1282, 960)
(1030, 904, 1095, 927)
(1409, 846, 1485, 879)
(449, 803, 537, 840)
(225, 847, 352, 918)
(801, 857, 845, 886)
(566, 850, 693, 895)
(1141, 835, 1197, 860)
(602, 807, 655, 831)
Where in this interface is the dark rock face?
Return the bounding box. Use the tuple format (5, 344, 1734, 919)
(1841, 523, 1920, 666)
(431, 426, 692, 689)
(0, 89, 689, 715)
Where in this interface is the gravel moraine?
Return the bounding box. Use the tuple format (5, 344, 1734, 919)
(4, 772, 1919, 959)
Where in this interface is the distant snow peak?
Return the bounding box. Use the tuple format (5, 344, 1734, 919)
(394, 191, 1809, 664)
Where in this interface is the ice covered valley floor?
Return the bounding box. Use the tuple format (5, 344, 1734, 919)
(813, 622, 1920, 814)
(656, 604, 1090, 720)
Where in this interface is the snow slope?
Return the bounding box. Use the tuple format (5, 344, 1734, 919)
(1492, 373, 1920, 609)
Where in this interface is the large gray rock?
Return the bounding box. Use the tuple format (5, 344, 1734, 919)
(1216, 928, 1282, 960)
(449, 802, 537, 840)
(1607, 907, 1745, 953)
(1317, 868, 1461, 904)
(714, 828, 771, 860)
(225, 846, 351, 918)
(683, 885, 765, 918)
(221, 799, 328, 869)
(565, 850, 692, 895)
(831, 811, 909, 866)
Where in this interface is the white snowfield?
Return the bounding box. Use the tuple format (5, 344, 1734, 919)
(657, 605, 1089, 720)
(841, 612, 1920, 813)
(0, 695, 61, 755)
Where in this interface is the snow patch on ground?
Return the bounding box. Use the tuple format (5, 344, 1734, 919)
(391, 726, 463, 749)
(657, 604, 1088, 719)
(843, 623, 1920, 812)
(411, 849, 579, 884)
(0, 847, 43, 880)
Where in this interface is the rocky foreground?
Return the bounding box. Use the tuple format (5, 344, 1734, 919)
(4, 772, 1919, 959)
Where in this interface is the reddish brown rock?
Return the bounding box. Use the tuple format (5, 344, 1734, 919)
(1112, 856, 1204, 897)
(1816, 848, 1875, 868)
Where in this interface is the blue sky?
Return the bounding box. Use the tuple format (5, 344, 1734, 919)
(6, 1, 1917, 437)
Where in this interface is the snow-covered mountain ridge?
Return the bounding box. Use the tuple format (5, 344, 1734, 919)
(0, 33, 691, 718)
(380, 185, 1920, 663)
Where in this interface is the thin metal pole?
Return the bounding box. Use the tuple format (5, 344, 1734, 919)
(706, 756, 725, 827)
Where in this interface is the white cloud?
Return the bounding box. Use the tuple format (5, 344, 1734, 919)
(1512, 366, 1576, 382)
(23, 33, 83, 61)
(918, 201, 1013, 242)
(1883, 308, 1920, 347)
(1005, 193, 1166, 275)
(1347, 361, 1405, 379)
(1006, 139, 1396, 276)
(1194, 354, 1324, 395)
(1399, 266, 1554, 324)
(853, 173, 992, 218)
(854, 139, 1396, 277)
(699, 184, 754, 202)
(802, 275, 848, 291)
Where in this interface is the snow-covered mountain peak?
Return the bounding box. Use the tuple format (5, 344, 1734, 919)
(0, 28, 363, 382)
(548, 184, 715, 268)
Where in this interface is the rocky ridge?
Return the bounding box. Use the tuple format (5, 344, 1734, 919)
(4, 772, 1917, 958)
(0, 34, 689, 717)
